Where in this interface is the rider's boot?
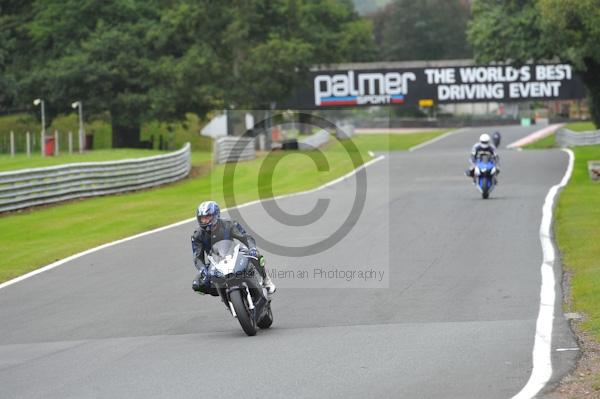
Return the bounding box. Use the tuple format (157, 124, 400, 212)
(256, 256, 276, 295)
(263, 274, 276, 295)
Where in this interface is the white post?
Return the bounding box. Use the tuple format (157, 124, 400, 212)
(34, 98, 46, 157)
(10, 131, 15, 157)
(78, 103, 85, 153)
(68, 131, 73, 154)
(41, 100, 46, 157)
(54, 130, 59, 156)
(72, 101, 85, 153)
(26, 132, 31, 157)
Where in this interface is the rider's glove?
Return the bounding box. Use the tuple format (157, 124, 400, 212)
(248, 248, 258, 258)
(194, 258, 205, 271)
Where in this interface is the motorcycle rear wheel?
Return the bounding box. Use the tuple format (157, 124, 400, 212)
(230, 290, 257, 336)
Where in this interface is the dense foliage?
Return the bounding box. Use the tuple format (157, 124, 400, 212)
(468, 0, 600, 127)
(371, 0, 472, 61)
(0, 0, 374, 147)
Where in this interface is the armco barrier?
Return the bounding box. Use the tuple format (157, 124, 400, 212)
(214, 136, 256, 164)
(298, 130, 330, 150)
(336, 122, 355, 139)
(556, 128, 600, 147)
(0, 143, 191, 213)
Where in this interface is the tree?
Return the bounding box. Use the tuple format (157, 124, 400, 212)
(538, 0, 600, 126)
(467, 0, 554, 64)
(372, 0, 472, 61)
(468, 0, 600, 127)
(155, 0, 375, 110)
(0, 0, 33, 113)
(21, 0, 164, 147)
(4, 0, 374, 147)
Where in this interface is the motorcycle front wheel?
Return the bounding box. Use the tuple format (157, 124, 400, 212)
(480, 177, 490, 199)
(230, 289, 257, 336)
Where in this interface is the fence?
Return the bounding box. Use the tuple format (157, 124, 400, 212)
(298, 130, 330, 150)
(0, 143, 191, 213)
(556, 128, 600, 147)
(336, 122, 355, 140)
(214, 136, 256, 164)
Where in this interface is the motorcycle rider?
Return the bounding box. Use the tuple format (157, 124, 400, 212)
(492, 131, 501, 148)
(191, 200, 276, 296)
(466, 133, 500, 181)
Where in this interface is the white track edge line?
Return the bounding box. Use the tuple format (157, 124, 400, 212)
(408, 128, 466, 152)
(511, 148, 575, 399)
(0, 154, 385, 291)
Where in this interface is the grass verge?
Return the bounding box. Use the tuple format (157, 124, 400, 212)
(523, 133, 557, 149)
(523, 121, 597, 150)
(352, 130, 445, 151)
(555, 145, 600, 337)
(0, 132, 444, 283)
(0, 149, 169, 172)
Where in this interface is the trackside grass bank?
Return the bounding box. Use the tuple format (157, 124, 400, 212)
(351, 131, 444, 151)
(0, 150, 213, 172)
(0, 131, 445, 283)
(524, 121, 596, 150)
(0, 149, 168, 172)
(555, 145, 600, 337)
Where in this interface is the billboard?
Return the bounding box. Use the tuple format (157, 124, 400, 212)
(285, 63, 587, 108)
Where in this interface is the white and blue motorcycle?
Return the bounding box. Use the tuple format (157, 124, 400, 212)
(473, 153, 498, 199)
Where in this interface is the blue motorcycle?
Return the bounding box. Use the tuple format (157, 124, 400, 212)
(474, 154, 498, 199)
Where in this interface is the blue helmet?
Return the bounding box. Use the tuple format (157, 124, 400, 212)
(196, 201, 220, 230)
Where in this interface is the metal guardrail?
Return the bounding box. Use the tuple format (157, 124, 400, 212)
(0, 143, 191, 212)
(298, 130, 330, 150)
(336, 122, 355, 140)
(214, 136, 256, 164)
(556, 128, 600, 147)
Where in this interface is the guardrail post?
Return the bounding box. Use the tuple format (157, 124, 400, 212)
(54, 130, 59, 156)
(26, 132, 31, 157)
(10, 131, 15, 157)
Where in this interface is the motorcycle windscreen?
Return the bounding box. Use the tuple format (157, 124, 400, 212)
(211, 239, 236, 263)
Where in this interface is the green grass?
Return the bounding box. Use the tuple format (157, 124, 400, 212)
(555, 145, 600, 337)
(566, 121, 596, 132)
(0, 132, 443, 283)
(352, 131, 445, 151)
(523, 121, 598, 149)
(0, 149, 171, 172)
(523, 133, 557, 149)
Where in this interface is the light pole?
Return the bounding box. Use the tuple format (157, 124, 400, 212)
(71, 101, 85, 153)
(33, 98, 46, 157)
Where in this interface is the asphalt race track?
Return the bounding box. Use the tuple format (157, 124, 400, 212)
(0, 125, 578, 398)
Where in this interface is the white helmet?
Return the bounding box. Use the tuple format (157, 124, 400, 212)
(479, 133, 491, 148)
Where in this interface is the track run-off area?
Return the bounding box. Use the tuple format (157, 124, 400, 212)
(0, 125, 577, 398)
